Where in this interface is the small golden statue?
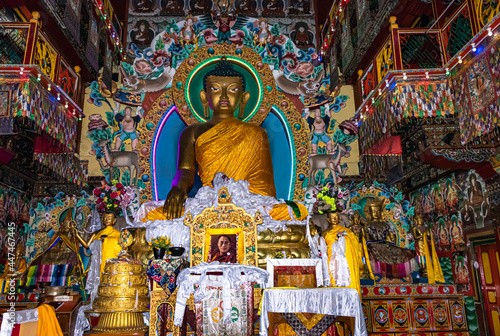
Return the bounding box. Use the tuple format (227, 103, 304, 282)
(364, 197, 415, 265)
(73, 211, 122, 275)
(412, 214, 428, 277)
(322, 212, 362, 296)
(2, 243, 27, 278)
(163, 57, 276, 219)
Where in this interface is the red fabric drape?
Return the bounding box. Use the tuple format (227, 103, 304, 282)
(365, 135, 402, 156)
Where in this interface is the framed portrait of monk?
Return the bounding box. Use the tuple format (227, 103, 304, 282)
(205, 229, 244, 264)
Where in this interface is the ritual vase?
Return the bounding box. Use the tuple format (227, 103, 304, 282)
(153, 247, 166, 260)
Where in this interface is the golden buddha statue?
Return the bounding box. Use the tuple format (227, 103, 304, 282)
(73, 211, 122, 274)
(412, 214, 428, 277)
(349, 212, 374, 280)
(322, 212, 361, 296)
(40, 216, 81, 266)
(162, 57, 276, 219)
(2, 243, 27, 278)
(364, 198, 415, 266)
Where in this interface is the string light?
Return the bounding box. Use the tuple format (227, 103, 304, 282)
(378, 89, 382, 95)
(47, 83, 51, 91)
(372, 98, 375, 104)
(57, 93, 61, 101)
(65, 101, 69, 108)
(19, 67, 24, 75)
(458, 56, 463, 63)
(365, 106, 369, 111)
(446, 68, 450, 75)
(385, 80, 389, 88)
(37, 74, 41, 81)
(425, 71, 429, 79)
(472, 43, 476, 52)
(403, 73, 407, 80)
(488, 28, 493, 36)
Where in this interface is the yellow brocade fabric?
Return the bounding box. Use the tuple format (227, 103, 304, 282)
(95, 226, 122, 274)
(269, 203, 308, 221)
(429, 232, 445, 284)
(324, 226, 361, 297)
(195, 118, 276, 197)
(37, 304, 63, 336)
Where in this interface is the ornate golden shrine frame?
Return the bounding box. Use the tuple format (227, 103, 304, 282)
(184, 187, 262, 267)
(137, 44, 310, 203)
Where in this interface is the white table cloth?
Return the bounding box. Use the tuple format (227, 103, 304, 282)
(0, 309, 38, 336)
(259, 287, 367, 336)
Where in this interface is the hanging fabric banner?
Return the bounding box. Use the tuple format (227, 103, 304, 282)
(85, 14, 99, 72)
(63, 0, 82, 43)
(102, 42, 113, 92)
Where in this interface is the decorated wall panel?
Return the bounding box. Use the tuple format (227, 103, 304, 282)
(452, 45, 500, 144)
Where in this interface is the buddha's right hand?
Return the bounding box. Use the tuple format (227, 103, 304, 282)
(163, 186, 187, 220)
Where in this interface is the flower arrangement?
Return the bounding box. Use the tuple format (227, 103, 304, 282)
(93, 180, 135, 214)
(149, 236, 171, 250)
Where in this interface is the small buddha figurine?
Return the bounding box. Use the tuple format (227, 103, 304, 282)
(364, 197, 415, 266)
(322, 212, 361, 296)
(41, 217, 81, 265)
(365, 197, 396, 243)
(163, 57, 276, 219)
(3, 243, 27, 278)
(412, 214, 428, 278)
(73, 211, 122, 274)
(350, 212, 373, 279)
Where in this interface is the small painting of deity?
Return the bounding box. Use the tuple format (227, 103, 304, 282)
(262, 0, 285, 15)
(453, 254, 471, 294)
(0, 91, 10, 117)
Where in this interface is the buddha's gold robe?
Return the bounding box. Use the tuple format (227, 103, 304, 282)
(195, 118, 276, 197)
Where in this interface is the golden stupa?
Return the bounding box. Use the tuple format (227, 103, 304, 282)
(87, 245, 149, 334)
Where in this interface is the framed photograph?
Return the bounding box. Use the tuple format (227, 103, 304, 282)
(208, 234, 238, 263)
(266, 258, 323, 288)
(0, 91, 10, 117)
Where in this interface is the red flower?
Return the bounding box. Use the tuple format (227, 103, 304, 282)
(96, 197, 103, 203)
(93, 188, 101, 196)
(116, 183, 124, 190)
(110, 191, 118, 198)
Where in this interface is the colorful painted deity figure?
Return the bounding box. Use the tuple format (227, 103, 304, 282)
(455, 256, 470, 291)
(461, 199, 476, 227)
(445, 178, 458, 210)
(180, 15, 199, 46)
(468, 174, 484, 207)
(255, 18, 271, 47)
(304, 96, 333, 155)
(433, 184, 445, 214)
(438, 218, 449, 249)
(450, 215, 465, 251)
(114, 105, 142, 151)
(130, 20, 155, 48)
(422, 188, 433, 214)
(290, 22, 314, 50)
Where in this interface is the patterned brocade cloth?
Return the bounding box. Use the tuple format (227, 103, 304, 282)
(259, 288, 367, 336)
(147, 258, 185, 294)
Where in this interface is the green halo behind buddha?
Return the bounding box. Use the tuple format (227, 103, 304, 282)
(160, 57, 276, 220)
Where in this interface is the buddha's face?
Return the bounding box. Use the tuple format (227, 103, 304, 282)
(205, 76, 244, 115)
(370, 206, 381, 220)
(103, 213, 117, 227)
(327, 212, 340, 226)
(218, 236, 231, 254)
